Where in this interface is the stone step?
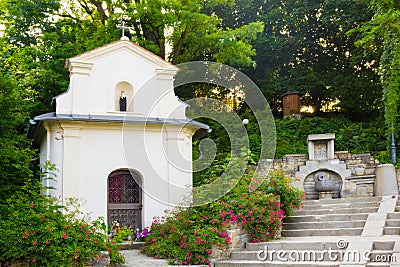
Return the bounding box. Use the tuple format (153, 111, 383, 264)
(283, 228, 363, 237)
(283, 220, 365, 230)
(383, 227, 400, 235)
(387, 213, 400, 219)
(245, 241, 339, 251)
(214, 260, 340, 267)
(231, 250, 340, 262)
(366, 263, 390, 267)
(372, 241, 395, 251)
(302, 196, 381, 206)
(369, 251, 394, 262)
(225, 243, 397, 266)
(385, 219, 400, 227)
(296, 207, 378, 216)
(234, 240, 342, 260)
(284, 213, 369, 223)
(367, 246, 397, 265)
(302, 201, 380, 211)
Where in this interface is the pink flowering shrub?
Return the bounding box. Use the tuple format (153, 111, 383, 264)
(142, 207, 231, 265)
(263, 170, 305, 217)
(0, 179, 125, 266)
(142, 170, 304, 264)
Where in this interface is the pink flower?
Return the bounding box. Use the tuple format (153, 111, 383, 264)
(45, 241, 50, 245)
(62, 233, 67, 239)
(30, 203, 34, 209)
(32, 259, 36, 263)
(41, 215, 45, 220)
(32, 241, 37, 246)
(24, 230, 30, 238)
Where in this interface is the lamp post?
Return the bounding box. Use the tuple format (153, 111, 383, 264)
(391, 123, 397, 164)
(242, 118, 249, 130)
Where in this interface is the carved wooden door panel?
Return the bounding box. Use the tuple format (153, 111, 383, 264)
(108, 171, 142, 228)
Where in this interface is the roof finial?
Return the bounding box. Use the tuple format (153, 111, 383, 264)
(116, 21, 130, 41)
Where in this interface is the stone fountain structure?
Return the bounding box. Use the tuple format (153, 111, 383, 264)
(294, 134, 350, 199)
(256, 133, 399, 200)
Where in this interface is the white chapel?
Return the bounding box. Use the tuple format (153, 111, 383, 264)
(28, 40, 207, 228)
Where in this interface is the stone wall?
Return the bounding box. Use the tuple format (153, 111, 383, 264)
(335, 152, 379, 197)
(396, 169, 400, 192)
(259, 151, 380, 198)
(209, 223, 249, 262)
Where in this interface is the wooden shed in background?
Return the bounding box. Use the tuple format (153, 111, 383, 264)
(282, 90, 301, 117)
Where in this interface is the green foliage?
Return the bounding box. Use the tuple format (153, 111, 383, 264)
(0, 72, 35, 200)
(142, 207, 228, 265)
(263, 170, 304, 217)
(0, 178, 125, 266)
(208, 0, 381, 119)
(0, 0, 264, 119)
(350, 0, 400, 132)
(110, 225, 133, 244)
(274, 117, 387, 159)
(108, 221, 149, 244)
(194, 116, 387, 186)
(142, 170, 304, 265)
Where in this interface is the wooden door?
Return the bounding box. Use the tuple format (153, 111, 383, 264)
(108, 171, 142, 228)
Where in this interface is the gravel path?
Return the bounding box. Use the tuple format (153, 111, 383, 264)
(117, 250, 208, 267)
(119, 250, 170, 266)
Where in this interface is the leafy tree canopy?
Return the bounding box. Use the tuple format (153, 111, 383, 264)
(207, 0, 383, 120)
(0, 0, 264, 116)
(0, 71, 35, 200)
(350, 0, 400, 132)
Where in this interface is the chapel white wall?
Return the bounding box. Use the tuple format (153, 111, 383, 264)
(47, 122, 194, 228)
(56, 43, 186, 120)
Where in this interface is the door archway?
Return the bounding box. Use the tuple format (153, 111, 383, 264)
(107, 170, 142, 228)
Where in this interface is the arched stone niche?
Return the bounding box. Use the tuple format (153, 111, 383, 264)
(303, 170, 342, 199)
(114, 81, 134, 112)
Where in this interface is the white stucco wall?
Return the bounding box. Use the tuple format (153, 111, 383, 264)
(38, 120, 196, 228)
(56, 41, 186, 119)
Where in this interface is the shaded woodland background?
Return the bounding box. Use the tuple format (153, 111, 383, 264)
(0, 0, 399, 189)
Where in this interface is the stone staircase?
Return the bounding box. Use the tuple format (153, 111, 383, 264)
(384, 200, 400, 235)
(283, 197, 380, 237)
(214, 196, 400, 267)
(367, 241, 395, 267)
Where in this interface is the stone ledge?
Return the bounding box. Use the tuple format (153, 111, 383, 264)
(346, 175, 376, 181)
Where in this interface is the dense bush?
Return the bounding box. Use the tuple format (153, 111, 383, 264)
(274, 116, 387, 158)
(142, 170, 304, 265)
(0, 72, 35, 202)
(0, 178, 125, 266)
